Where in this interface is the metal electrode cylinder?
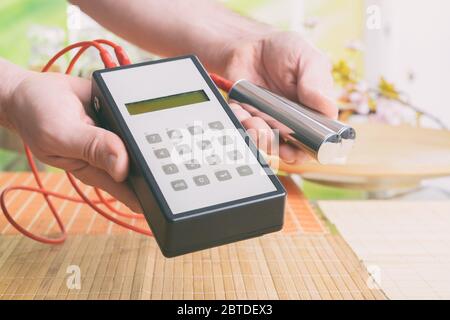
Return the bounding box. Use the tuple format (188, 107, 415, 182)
(228, 80, 355, 165)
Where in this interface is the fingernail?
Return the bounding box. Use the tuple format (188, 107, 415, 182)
(107, 154, 117, 175)
(284, 157, 296, 164)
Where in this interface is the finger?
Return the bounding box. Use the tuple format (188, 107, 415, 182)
(235, 102, 261, 116)
(231, 103, 280, 138)
(230, 103, 278, 156)
(67, 75, 91, 106)
(236, 104, 295, 140)
(297, 55, 338, 119)
(61, 124, 129, 182)
(297, 85, 338, 119)
(237, 104, 293, 136)
(229, 102, 252, 123)
(70, 163, 142, 213)
(241, 116, 277, 155)
(43, 155, 90, 172)
(279, 143, 309, 165)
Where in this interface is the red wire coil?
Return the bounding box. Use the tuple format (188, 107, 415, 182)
(0, 40, 234, 245)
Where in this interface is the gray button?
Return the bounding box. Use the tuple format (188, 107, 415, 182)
(197, 140, 212, 150)
(184, 159, 201, 170)
(227, 150, 243, 161)
(146, 133, 162, 144)
(176, 144, 191, 155)
(167, 129, 183, 140)
(218, 135, 233, 146)
(193, 175, 210, 186)
(236, 165, 253, 176)
(206, 154, 221, 166)
(208, 121, 224, 130)
(154, 148, 170, 159)
(171, 179, 187, 191)
(162, 164, 179, 175)
(188, 126, 203, 135)
(215, 170, 232, 182)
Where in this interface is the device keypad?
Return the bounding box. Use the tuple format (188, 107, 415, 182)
(206, 154, 221, 166)
(154, 148, 171, 159)
(193, 175, 210, 186)
(208, 121, 225, 130)
(171, 179, 188, 191)
(167, 129, 183, 140)
(236, 165, 253, 177)
(146, 133, 162, 144)
(197, 140, 212, 150)
(184, 159, 201, 170)
(176, 144, 191, 155)
(162, 163, 179, 175)
(215, 170, 232, 181)
(188, 126, 204, 135)
(147, 121, 256, 192)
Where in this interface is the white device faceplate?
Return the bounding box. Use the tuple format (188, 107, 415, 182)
(100, 58, 276, 215)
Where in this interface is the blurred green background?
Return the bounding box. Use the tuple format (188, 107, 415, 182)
(1, 0, 364, 67)
(0, 0, 67, 65)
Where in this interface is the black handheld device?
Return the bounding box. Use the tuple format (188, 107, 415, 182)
(91, 55, 286, 257)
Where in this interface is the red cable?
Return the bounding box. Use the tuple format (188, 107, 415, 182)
(0, 40, 233, 244)
(94, 39, 132, 66)
(209, 73, 233, 92)
(42, 41, 117, 72)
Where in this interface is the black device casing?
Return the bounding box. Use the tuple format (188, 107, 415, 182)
(91, 56, 286, 257)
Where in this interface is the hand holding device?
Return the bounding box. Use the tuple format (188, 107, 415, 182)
(6, 71, 142, 212)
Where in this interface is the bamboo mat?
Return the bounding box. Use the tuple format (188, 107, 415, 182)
(0, 172, 385, 300)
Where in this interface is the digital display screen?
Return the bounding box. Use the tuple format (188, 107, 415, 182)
(126, 90, 209, 115)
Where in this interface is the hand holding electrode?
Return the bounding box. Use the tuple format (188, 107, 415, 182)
(220, 31, 339, 164)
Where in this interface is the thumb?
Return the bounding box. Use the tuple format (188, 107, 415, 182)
(68, 125, 129, 182)
(297, 85, 338, 120)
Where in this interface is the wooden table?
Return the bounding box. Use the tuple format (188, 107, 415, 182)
(0, 172, 385, 300)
